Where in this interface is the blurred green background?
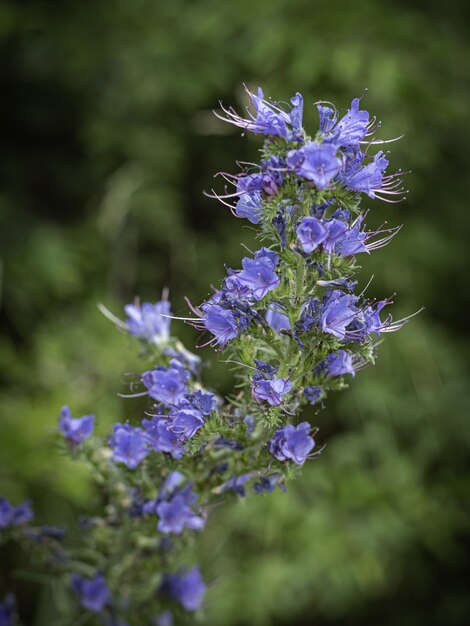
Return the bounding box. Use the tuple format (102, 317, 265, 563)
(0, 0, 469, 624)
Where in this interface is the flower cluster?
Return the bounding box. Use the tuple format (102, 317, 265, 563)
(0, 498, 34, 529)
(0, 86, 411, 625)
(269, 422, 316, 465)
(164, 567, 206, 612)
(59, 406, 95, 446)
(71, 574, 111, 613)
(107, 362, 218, 471)
(142, 472, 205, 535)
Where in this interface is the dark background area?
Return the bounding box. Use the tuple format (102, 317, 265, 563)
(0, 0, 469, 624)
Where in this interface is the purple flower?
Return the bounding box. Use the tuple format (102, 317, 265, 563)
(235, 190, 262, 224)
(261, 173, 279, 196)
(296, 297, 320, 333)
(156, 494, 205, 534)
(252, 377, 292, 406)
(335, 99, 370, 148)
(320, 290, 358, 338)
(265, 307, 291, 332)
(238, 163, 283, 198)
(201, 304, 238, 347)
(269, 422, 315, 465)
(287, 142, 342, 190)
(224, 274, 255, 300)
(331, 208, 350, 222)
(14, 502, 33, 527)
(237, 256, 280, 301)
(322, 219, 348, 254)
(317, 104, 337, 134)
(0, 594, 16, 626)
(237, 173, 264, 193)
(248, 87, 291, 137)
(159, 471, 186, 498)
(124, 300, 171, 345)
(342, 151, 389, 198)
(311, 199, 334, 218)
(0, 498, 34, 529)
(219, 473, 252, 497)
(289, 93, 304, 131)
(253, 360, 278, 377)
(254, 474, 286, 494)
(223, 248, 279, 304)
(296, 217, 327, 253)
(58, 406, 94, 446)
(142, 362, 190, 405)
(141, 417, 184, 458)
(325, 350, 355, 377)
(166, 567, 206, 612)
(71, 574, 111, 613)
(320, 98, 370, 151)
(304, 386, 322, 405)
(186, 390, 217, 416)
(143, 477, 205, 535)
(219, 87, 303, 140)
(336, 217, 368, 256)
(170, 408, 205, 441)
(362, 300, 389, 334)
(254, 247, 280, 267)
(109, 423, 149, 469)
(348, 300, 390, 340)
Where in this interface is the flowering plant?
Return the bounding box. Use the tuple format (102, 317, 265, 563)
(0, 86, 413, 625)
